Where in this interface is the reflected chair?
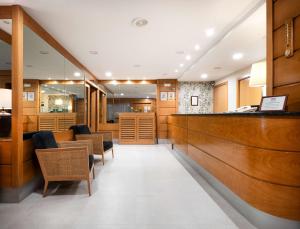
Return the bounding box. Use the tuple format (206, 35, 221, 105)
(32, 131, 95, 197)
(70, 125, 114, 165)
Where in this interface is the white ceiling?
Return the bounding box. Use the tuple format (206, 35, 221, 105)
(105, 84, 157, 99)
(0, 0, 266, 81)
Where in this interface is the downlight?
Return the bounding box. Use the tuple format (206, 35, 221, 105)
(131, 18, 148, 27)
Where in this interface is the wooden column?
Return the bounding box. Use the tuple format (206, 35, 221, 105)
(11, 5, 24, 187)
(266, 0, 273, 96)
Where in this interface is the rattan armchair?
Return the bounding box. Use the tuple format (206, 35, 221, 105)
(33, 131, 95, 197)
(71, 125, 114, 165)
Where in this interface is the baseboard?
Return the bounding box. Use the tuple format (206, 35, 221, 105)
(169, 145, 300, 229)
(0, 175, 42, 203)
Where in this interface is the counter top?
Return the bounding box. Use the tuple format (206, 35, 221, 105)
(172, 112, 300, 116)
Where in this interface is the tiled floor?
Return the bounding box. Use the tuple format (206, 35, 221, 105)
(0, 144, 254, 229)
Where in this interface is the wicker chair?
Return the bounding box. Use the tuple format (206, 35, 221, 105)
(32, 131, 95, 197)
(71, 125, 114, 165)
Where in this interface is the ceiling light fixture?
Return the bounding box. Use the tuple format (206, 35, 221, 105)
(89, 51, 98, 55)
(185, 55, 191, 61)
(232, 53, 243, 60)
(194, 44, 200, 51)
(131, 17, 148, 27)
(205, 28, 215, 37)
(179, 63, 184, 68)
(105, 71, 112, 77)
(146, 96, 149, 99)
(73, 72, 81, 77)
(174, 69, 179, 73)
(120, 93, 124, 96)
(201, 73, 208, 79)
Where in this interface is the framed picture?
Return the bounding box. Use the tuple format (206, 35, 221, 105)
(168, 92, 175, 101)
(160, 92, 168, 101)
(27, 92, 35, 102)
(191, 96, 198, 106)
(23, 92, 28, 101)
(260, 95, 288, 112)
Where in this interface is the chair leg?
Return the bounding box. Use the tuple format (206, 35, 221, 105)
(112, 147, 114, 158)
(43, 181, 48, 197)
(87, 179, 91, 196)
(93, 167, 95, 179)
(102, 152, 105, 165)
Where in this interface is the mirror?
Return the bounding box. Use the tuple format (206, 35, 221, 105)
(104, 83, 157, 123)
(0, 19, 12, 137)
(23, 25, 85, 133)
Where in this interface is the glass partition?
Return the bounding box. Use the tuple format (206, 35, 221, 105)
(105, 83, 157, 123)
(0, 19, 12, 137)
(23, 25, 85, 132)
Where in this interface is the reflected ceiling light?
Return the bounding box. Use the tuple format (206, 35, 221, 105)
(73, 72, 81, 77)
(205, 28, 215, 37)
(41, 90, 45, 93)
(232, 53, 243, 60)
(174, 69, 179, 73)
(146, 96, 149, 99)
(54, 98, 63, 106)
(111, 80, 118, 85)
(179, 63, 184, 68)
(120, 93, 124, 96)
(194, 44, 200, 51)
(185, 55, 191, 61)
(201, 73, 208, 79)
(89, 50, 98, 55)
(105, 71, 112, 77)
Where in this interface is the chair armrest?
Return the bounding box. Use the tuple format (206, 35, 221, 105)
(36, 147, 89, 179)
(76, 134, 104, 154)
(94, 131, 113, 141)
(58, 140, 93, 155)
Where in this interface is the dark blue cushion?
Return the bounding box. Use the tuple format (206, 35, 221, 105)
(103, 141, 113, 151)
(32, 131, 58, 149)
(70, 125, 91, 135)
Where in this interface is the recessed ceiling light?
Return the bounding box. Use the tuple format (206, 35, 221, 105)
(201, 73, 208, 79)
(105, 71, 112, 77)
(89, 50, 98, 55)
(205, 28, 215, 37)
(131, 17, 148, 27)
(120, 93, 124, 96)
(232, 53, 243, 60)
(179, 63, 184, 68)
(174, 69, 179, 73)
(194, 44, 200, 51)
(40, 51, 49, 55)
(185, 55, 191, 61)
(73, 72, 81, 77)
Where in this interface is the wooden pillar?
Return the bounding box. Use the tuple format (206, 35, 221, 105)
(266, 0, 273, 96)
(101, 93, 107, 123)
(11, 5, 23, 187)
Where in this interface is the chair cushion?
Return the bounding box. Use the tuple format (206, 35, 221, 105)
(89, 155, 94, 170)
(32, 131, 58, 149)
(103, 141, 113, 151)
(70, 125, 91, 135)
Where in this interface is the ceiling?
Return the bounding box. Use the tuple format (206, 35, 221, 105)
(105, 84, 157, 99)
(0, 0, 266, 81)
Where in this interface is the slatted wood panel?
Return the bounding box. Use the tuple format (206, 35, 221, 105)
(38, 116, 56, 131)
(119, 113, 156, 144)
(38, 114, 76, 132)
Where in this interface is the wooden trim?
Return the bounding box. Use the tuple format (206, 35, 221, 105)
(0, 28, 11, 44)
(22, 8, 98, 81)
(11, 5, 24, 187)
(236, 80, 240, 108)
(266, 0, 274, 96)
(0, 6, 12, 19)
(100, 80, 157, 85)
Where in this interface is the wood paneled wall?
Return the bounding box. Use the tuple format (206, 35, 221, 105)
(267, 0, 300, 111)
(156, 79, 178, 139)
(213, 82, 228, 112)
(237, 77, 262, 107)
(168, 114, 300, 221)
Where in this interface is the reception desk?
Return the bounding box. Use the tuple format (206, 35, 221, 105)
(168, 113, 300, 221)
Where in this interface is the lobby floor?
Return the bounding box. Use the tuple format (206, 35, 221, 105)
(0, 144, 255, 229)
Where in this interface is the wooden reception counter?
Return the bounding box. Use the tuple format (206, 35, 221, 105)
(168, 113, 300, 221)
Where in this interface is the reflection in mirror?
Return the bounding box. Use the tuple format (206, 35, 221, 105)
(0, 19, 12, 137)
(105, 83, 157, 123)
(23, 25, 85, 133)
